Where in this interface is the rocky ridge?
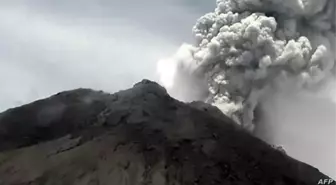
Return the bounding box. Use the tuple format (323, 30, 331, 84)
(0, 80, 333, 185)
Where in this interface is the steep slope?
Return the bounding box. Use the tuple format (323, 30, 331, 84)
(0, 80, 333, 185)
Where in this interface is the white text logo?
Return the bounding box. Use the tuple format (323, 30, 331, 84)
(317, 179, 334, 185)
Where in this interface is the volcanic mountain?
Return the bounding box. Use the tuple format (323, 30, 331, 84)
(0, 80, 333, 185)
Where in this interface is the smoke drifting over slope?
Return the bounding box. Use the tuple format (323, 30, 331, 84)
(158, 0, 335, 177)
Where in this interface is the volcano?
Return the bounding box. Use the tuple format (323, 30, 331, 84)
(0, 80, 333, 185)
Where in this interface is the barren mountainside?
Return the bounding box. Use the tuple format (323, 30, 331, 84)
(0, 80, 333, 185)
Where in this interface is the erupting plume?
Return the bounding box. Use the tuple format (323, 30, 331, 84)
(157, 0, 336, 132)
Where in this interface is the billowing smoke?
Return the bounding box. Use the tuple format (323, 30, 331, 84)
(157, 0, 335, 177)
(158, 0, 335, 131)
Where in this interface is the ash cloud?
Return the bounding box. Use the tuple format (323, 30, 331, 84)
(158, 0, 335, 178)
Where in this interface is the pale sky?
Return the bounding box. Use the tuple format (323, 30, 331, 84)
(0, 0, 214, 111)
(0, 0, 335, 179)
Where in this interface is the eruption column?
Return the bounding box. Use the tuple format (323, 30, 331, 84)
(158, 0, 335, 132)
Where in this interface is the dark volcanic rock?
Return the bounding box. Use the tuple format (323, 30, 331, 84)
(0, 80, 333, 185)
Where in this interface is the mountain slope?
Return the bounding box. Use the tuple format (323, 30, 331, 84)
(0, 80, 333, 185)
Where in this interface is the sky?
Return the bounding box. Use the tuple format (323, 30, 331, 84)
(0, 0, 335, 179)
(0, 0, 214, 111)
